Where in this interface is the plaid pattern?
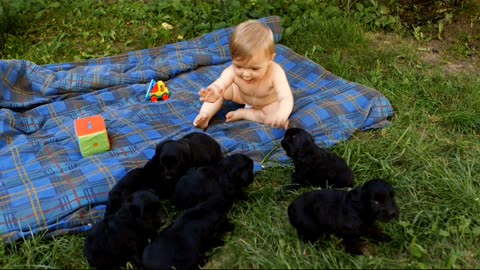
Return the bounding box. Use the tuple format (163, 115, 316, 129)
(0, 16, 393, 242)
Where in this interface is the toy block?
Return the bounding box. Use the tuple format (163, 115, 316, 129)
(74, 115, 110, 157)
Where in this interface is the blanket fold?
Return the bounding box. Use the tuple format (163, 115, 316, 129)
(0, 16, 393, 242)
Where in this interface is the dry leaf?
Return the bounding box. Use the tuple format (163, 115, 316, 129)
(161, 22, 173, 30)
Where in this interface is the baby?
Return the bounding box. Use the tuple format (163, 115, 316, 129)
(193, 20, 294, 130)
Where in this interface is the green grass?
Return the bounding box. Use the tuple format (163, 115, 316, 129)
(1, 0, 479, 269)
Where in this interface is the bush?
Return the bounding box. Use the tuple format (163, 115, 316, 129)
(0, 0, 62, 47)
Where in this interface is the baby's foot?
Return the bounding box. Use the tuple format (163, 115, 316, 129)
(193, 112, 210, 130)
(225, 110, 245, 123)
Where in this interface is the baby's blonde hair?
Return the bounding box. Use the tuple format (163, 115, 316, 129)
(229, 20, 275, 60)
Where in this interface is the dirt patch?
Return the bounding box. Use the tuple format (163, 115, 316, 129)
(423, 7, 480, 75)
(366, 3, 479, 76)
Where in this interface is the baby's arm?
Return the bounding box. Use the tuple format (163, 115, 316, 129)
(266, 65, 294, 128)
(199, 66, 235, 103)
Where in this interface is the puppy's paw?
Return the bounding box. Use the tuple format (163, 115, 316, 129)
(343, 239, 365, 256)
(297, 232, 319, 244)
(223, 221, 235, 233)
(235, 191, 248, 201)
(371, 231, 392, 242)
(216, 218, 235, 233)
(345, 247, 364, 256)
(369, 226, 393, 242)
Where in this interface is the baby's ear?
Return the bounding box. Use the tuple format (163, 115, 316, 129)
(270, 53, 276, 62)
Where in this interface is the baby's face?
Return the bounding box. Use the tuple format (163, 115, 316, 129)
(232, 49, 273, 83)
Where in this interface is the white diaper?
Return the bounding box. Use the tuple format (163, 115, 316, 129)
(244, 104, 253, 109)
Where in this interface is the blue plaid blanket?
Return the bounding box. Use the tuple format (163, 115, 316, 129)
(0, 16, 393, 242)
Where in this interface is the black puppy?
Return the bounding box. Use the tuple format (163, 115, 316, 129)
(171, 153, 254, 210)
(152, 132, 223, 188)
(281, 127, 354, 189)
(142, 195, 234, 270)
(85, 190, 166, 269)
(104, 160, 164, 217)
(288, 179, 399, 255)
(105, 133, 223, 217)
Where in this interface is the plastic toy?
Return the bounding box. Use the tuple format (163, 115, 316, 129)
(74, 115, 110, 157)
(145, 79, 170, 102)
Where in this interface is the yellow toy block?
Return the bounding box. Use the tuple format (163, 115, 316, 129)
(74, 115, 110, 157)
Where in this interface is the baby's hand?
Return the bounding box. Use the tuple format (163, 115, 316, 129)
(198, 84, 223, 103)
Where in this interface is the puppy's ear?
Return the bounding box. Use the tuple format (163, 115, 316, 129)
(144, 202, 166, 226)
(143, 159, 157, 171)
(130, 202, 163, 227)
(151, 140, 169, 165)
(349, 186, 364, 204)
(290, 129, 315, 150)
(223, 155, 254, 187)
(128, 203, 142, 217)
(178, 142, 192, 165)
(303, 130, 316, 145)
(221, 177, 237, 196)
(312, 200, 325, 219)
(154, 140, 168, 155)
(237, 165, 254, 187)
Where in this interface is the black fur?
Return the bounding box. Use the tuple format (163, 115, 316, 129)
(142, 196, 234, 270)
(104, 160, 164, 217)
(151, 132, 223, 188)
(281, 127, 354, 189)
(288, 179, 399, 255)
(171, 154, 254, 210)
(85, 190, 166, 269)
(105, 132, 224, 217)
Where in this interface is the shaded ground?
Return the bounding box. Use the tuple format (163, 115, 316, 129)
(421, 6, 480, 75)
(368, 2, 479, 76)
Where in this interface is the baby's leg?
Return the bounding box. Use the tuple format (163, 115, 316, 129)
(223, 83, 245, 104)
(226, 102, 289, 129)
(226, 108, 265, 124)
(193, 97, 224, 130)
(223, 83, 256, 121)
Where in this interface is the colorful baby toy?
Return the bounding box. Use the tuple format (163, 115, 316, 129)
(145, 79, 170, 102)
(74, 115, 110, 157)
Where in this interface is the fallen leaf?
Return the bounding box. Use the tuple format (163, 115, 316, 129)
(162, 22, 173, 30)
